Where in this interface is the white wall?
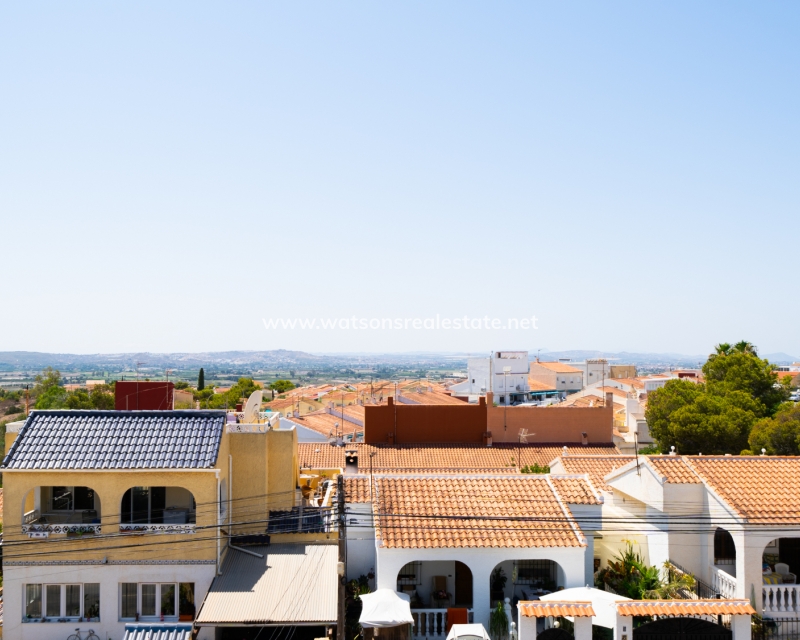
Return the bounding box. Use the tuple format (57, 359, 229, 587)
(347, 502, 376, 580)
(376, 545, 586, 630)
(4, 563, 216, 640)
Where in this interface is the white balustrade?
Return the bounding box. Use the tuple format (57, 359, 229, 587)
(763, 584, 800, 617)
(711, 566, 737, 599)
(412, 609, 474, 639)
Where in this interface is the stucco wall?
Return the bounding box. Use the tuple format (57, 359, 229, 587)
(486, 393, 613, 445)
(376, 546, 587, 630)
(364, 399, 488, 444)
(4, 563, 215, 640)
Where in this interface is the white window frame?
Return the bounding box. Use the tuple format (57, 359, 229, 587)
(23, 583, 100, 622)
(119, 583, 179, 621)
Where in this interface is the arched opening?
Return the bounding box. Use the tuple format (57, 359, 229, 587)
(491, 560, 564, 606)
(762, 536, 800, 615)
(713, 528, 736, 569)
(396, 561, 472, 607)
(120, 486, 196, 531)
(22, 486, 102, 534)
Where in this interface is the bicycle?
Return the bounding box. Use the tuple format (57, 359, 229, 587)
(67, 628, 100, 640)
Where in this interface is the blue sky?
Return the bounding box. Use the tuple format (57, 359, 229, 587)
(1, 2, 798, 356)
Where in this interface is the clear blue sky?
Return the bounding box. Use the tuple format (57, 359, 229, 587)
(2, 2, 798, 357)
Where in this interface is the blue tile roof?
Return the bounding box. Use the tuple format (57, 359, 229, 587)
(2, 410, 226, 470)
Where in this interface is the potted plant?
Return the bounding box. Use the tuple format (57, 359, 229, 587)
(490, 567, 507, 603)
(489, 601, 508, 640)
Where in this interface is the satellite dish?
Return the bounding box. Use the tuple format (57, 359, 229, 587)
(243, 390, 263, 423)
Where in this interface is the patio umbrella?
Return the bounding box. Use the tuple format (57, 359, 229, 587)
(359, 590, 415, 629)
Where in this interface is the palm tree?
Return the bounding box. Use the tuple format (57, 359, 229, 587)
(714, 343, 733, 356)
(733, 340, 758, 356)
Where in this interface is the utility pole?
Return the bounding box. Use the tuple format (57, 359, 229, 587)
(337, 473, 346, 640)
(25, 385, 30, 416)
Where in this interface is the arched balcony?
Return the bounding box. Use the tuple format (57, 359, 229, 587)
(22, 486, 102, 535)
(120, 486, 196, 533)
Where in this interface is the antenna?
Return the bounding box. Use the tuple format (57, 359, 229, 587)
(243, 390, 263, 424)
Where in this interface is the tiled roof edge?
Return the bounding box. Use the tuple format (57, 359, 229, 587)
(1, 412, 34, 469)
(545, 475, 587, 547)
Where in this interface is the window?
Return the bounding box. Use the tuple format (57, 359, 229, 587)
(26, 584, 42, 618)
(50, 487, 96, 511)
(121, 583, 193, 620)
(121, 487, 196, 525)
(24, 584, 100, 622)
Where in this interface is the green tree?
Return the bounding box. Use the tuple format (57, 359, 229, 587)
(748, 403, 800, 455)
(269, 379, 296, 394)
(65, 390, 94, 409)
(198, 368, 205, 391)
(703, 350, 789, 415)
(174, 381, 189, 390)
(33, 367, 67, 409)
(646, 342, 790, 454)
(89, 385, 115, 410)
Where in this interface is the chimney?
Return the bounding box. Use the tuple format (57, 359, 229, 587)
(605, 392, 613, 407)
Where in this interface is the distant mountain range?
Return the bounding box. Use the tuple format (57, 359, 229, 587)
(0, 350, 326, 371)
(536, 350, 799, 365)
(0, 348, 796, 371)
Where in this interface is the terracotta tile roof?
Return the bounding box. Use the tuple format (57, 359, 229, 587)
(299, 443, 348, 469)
(397, 391, 466, 405)
(550, 477, 601, 505)
(528, 379, 557, 392)
(556, 455, 636, 492)
(533, 362, 582, 374)
(646, 456, 701, 483)
(612, 378, 645, 390)
(616, 600, 755, 617)
(289, 411, 359, 438)
(562, 395, 624, 411)
(519, 602, 595, 618)
(686, 456, 800, 523)
(297, 443, 623, 473)
(374, 476, 585, 549)
(344, 476, 371, 503)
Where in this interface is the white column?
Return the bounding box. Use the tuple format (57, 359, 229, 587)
(517, 614, 537, 640)
(472, 564, 493, 630)
(574, 617, 592, 640)
(613, 614, 632, 640)
(731, 614, 751, 640)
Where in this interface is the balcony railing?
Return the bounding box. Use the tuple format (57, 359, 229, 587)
(412, 609, 474, 640)
(119, 523, 196, 534)
(712, 566, 737, 599)
(764, 585, 800, 617)
(22, 523, 101, 535)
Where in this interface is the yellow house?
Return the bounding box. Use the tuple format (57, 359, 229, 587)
(1, 409, 335, 640)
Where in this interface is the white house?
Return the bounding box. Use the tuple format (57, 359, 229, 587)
(345, 473, 603, 638)
(603, 455, 800, 620)
(449, 352, 531, 405)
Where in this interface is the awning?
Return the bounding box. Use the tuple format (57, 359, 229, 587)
(359, 590, 414, 628)
(123, 624, 192, 640)
(539, 587, 631, 629)
(196, 543, 338, 626)
(616, 600, 756, 617)
(446, 624, 490, 640)
(519, 602, 595, 618)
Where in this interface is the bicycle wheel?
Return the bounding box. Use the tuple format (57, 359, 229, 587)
(87, 632, 101, 640)
(67, 635, 81, 640)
